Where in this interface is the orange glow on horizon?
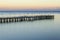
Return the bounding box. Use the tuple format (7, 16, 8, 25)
(0, 0, 60, 9)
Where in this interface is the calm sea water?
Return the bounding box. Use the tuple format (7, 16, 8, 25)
(0, 12, 60, 40)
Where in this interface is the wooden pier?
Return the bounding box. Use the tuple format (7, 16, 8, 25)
(0, 14, 54, 23)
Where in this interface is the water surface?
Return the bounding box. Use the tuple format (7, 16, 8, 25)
(0, 12, 60, 40)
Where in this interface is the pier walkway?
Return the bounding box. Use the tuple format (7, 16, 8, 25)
(0, 14, 54, 23)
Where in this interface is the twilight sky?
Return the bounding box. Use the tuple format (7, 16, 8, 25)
(0, 0, 60, 10)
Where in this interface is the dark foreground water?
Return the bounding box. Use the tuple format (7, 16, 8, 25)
(0, 12, 60, 40)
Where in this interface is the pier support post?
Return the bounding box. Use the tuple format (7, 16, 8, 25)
(0, 15, 54, 23)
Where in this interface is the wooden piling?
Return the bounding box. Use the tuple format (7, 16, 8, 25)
(0, 14, 54, 23)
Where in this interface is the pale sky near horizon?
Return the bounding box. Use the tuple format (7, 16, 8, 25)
(0, 0, 60, 10)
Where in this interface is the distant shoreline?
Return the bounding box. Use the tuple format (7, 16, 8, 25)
(0, 11, 60, 12)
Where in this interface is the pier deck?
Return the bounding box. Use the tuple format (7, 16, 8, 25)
(0, 14, 54, 23)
